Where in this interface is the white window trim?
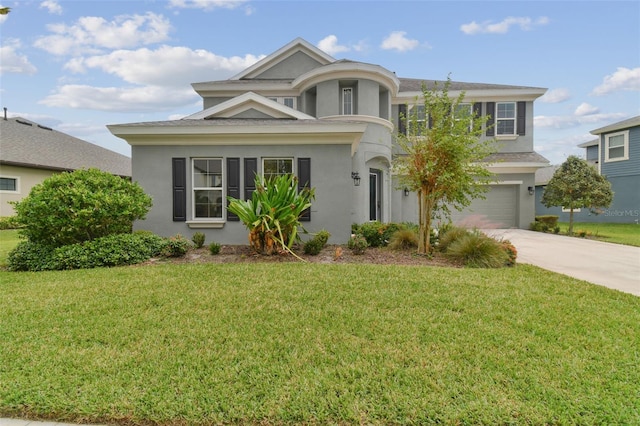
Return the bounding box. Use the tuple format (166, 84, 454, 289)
(0, 175, 20, 194)
(496, 102, 516, 136)
(604, 130, 629, 163)
(191, 158, 225, 222)
(406, 104, 427, 136)
(342, 87, 353, 115)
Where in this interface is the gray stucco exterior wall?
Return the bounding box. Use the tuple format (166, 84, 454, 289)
(132, 143, 355, 244)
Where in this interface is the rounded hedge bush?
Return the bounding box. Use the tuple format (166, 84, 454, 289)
(11, 168, 152, 247)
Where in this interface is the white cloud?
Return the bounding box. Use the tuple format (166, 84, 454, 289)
(33, 12, 172, 56)
(460, 16, 549, 35)
(534, 112, 626, 129)
(168, 0, 248, 11)
(0, 39, 37, 75)
(39, 84, 198, 112)
(539, 88, 571, 103)
(574, 102, 599, 116)
(40, 0, 62, 15)
(591, 67, 640, 96)
(380, 31, 420, 52)
(317, 35, 349, 56)
(64, 45, 263, 87)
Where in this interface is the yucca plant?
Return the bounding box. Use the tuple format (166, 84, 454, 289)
(227, 174, 315, 256)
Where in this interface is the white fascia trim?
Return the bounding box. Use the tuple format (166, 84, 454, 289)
(320, 114, 395, 131)
(293, 62, 400, 95)
(184, 92, 314, 120)
(191, 81, 294, 97)
(231, 37, 335, 80)
(486, 162, 550, 174)
(396, 88, 547, 103)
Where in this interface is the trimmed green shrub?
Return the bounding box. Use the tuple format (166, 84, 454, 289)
(303, 230, 331, 255)
(163, 234, 191, 257)
(531, 215, 560, 233)
(8, 232, 166, 271)
(388, 229, 419, 250)
(11, 168, 152, 247)
(357, 221, 404, 247)
(347, 234, 368, 255)
(445, 231, 509, 268)
(192, 232, 206, 248)
(0, 216, 20, 230)
(208, 242, 221, 255)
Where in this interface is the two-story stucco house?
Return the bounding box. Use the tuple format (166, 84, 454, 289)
(537, 115, 639, 223)
(108, 38, 549, 243)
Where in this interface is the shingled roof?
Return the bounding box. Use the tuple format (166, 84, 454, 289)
(1, 117, 131, 177)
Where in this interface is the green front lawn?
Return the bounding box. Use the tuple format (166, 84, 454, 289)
(0, 229, 20, 268)
(558, 222, 640, 247)
(2, 263, 638, 425)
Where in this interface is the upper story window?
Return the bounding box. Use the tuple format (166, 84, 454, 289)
(263, 158, 293, 182)
(192, 158, 223, 220)
(604, 130, 629, 162)
(342, 88, 353, 115)
(268, 96, 296, 109)
(496, 102, 516, 135)
(0, 177, 18, 192)
(455, 103, 472, 132)
(407, 105, 427, 136)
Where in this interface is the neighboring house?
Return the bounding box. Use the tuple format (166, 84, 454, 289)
(0, 116, 131, 217)
(535, 115, 640, 223)
(108, 38, 549, 244)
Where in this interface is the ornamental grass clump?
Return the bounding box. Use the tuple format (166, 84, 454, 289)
(227, 174, 314, 256)
(388, 229, 419, 250)
(445, 230, 509, 268)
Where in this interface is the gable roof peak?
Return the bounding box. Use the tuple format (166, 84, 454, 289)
(230, 37, 335, 81)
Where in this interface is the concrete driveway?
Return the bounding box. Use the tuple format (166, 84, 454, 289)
(486, 229, 640, 296)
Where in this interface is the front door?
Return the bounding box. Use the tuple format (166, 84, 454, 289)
(369, 170, 381, 221)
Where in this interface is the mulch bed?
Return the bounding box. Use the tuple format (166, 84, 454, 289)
(146, 244, 462, 268)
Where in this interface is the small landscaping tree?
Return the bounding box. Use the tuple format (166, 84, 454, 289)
(11, 168, 152, 247)
(541, 155, 613, 235)
(227, 174, 314, 256)
(394, 77, 496, 254)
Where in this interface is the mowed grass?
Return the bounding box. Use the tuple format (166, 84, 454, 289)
(1, 262, 639, 425)
(558, 222, 640, 247)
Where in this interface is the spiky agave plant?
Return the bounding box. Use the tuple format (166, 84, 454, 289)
(227, 174, 314, 257)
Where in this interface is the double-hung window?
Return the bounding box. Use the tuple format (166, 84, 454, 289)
(455, 103, 472, 132)
(407, 105, 427, 136)
(496, 102, 516, 135)
(192, 158, 223, 220)
(342, 88, 353, 115)
(263, 158, 293, 182)
(604, 131, 629, 162)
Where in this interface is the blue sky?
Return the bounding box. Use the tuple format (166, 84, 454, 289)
(1, 0, 638, 165)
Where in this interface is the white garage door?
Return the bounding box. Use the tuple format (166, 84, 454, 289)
(449, 185, 518, 228)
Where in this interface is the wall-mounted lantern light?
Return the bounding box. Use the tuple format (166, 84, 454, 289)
(351, 172, 361, 186)
(527, 186, 535, 196)
(404, 188, 410, 196)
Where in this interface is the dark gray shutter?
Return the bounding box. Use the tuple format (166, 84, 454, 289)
(227, 158, 240, 221)
(172, 158, 186, 222)
(517, 101, 526, 136)
(244, 158, 257, 200)
(398, 104, 407, 135)
(485, 102, 495, 136)
(297, 157, 311, 222)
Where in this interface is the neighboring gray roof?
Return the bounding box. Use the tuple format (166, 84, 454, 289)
(535, 165, 560, 185)
(578, 138, 599, 148)
(0, 117, 131, 176)
(484, 151, 550, 164)
(590, 115, 640, 135)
